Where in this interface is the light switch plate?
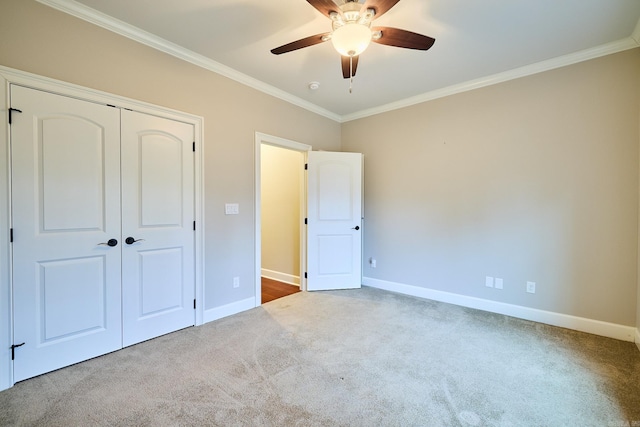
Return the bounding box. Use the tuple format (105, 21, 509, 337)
(495, 278, 503, 289)
(225, 203, 239, 215)
(485, 276, 494, 288)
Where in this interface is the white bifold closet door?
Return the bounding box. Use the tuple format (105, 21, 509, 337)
(11, 85, 195, 382)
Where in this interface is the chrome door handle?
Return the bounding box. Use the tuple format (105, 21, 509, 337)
(125, 237, 145, 245)
(98, 239, 118, 247)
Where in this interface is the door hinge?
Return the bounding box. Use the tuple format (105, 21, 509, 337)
(9, 228, 13, 243)
(193, 142, 195, 152)
(193, 299, 196, 309)
(304, 163, 308, 170)
(11, 342, 25, 360)
(304, 272, 307, 279)
(193, 221, 196, 231)
(8, 108, 22, 125)
(304, 218, 307, 225)
(106, 104, 117, 108)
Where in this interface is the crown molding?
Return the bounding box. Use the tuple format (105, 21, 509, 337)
(36, 0, 640, 125)
(35, 0, 341, 123)
(341, 36, 640, 122)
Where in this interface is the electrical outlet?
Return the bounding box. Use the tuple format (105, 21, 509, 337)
(526, 281, 536, 294)
(485, 276, 494, 288)
(370, 258, 377, 268)
(233, 277, 240, 288)
(495, 278, 503, 289)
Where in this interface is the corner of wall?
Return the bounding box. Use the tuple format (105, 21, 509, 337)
(637, 87, 640, 352)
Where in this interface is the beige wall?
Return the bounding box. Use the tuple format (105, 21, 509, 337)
(343, 49, 640, 326)
(261, 144, 302, 280)
(0, 0, 341, 310)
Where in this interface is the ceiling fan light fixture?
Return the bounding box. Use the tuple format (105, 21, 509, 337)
(331, 23, 372, 57)
(269, 0, 436, 83)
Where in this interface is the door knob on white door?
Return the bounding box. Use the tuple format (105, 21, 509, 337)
(352, 226, 360, 230)
(98, 239, 118, 247)
(125, 237, 145, 245)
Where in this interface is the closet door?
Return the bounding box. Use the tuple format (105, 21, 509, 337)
(121, 110, 195, 347)
(11, 85, 122, 382)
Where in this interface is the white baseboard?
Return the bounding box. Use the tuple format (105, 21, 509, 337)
(261, 268, 300, 287)
(363, 277, 636, 342)
(635, 329, 640, 352)
(203, 297, 255, 324)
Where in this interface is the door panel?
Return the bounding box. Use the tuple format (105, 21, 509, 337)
(307, 151, 362, 291)
(317, 162, 353, 220)
(138, 248, 184, 316)
(41, 117, 106, 231)
(39, 256, 108, 341)
(139, 133, 183, 227)
(11, 85, 122, 382)
(317, 235, 354, 274)
(121, 110, 195, 347)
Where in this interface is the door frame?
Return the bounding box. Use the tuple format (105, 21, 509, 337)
(254, 132, 311, 306)
(0, 66, 206, 391)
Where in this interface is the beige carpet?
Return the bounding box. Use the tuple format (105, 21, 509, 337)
(1, 287, 639, 426)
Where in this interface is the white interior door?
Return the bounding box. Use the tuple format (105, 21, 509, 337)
(307, 151, 362, 291)
(11, 85, 122, 381)
(121, 110, 195, 347)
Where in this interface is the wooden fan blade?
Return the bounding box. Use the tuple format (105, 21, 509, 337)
(271, 33, 330, 55)
(341, 55, 359, 79)
(361, 0, 401, 19)
(371, 27, 435, 50)
(307, 0, 341, 18)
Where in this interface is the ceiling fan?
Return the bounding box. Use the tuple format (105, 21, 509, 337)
(271, 0, 435, 91)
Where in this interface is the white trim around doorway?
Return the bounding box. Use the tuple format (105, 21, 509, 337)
(254, 133, 311, 307)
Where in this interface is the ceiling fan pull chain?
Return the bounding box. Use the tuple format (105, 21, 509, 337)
(349, 56, 353, 93)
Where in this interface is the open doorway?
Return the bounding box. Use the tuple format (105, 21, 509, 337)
(261, 144, 303, 303)
(254, 133, 311, 306)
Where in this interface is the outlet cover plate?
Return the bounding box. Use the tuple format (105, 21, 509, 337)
(485, 276, 494, 288)
(526, 281, 536, 293)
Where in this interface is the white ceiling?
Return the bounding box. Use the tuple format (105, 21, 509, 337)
(41, 0, 640, 121)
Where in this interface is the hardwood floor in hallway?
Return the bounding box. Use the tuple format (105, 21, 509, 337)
(261, 277, 301, 304)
